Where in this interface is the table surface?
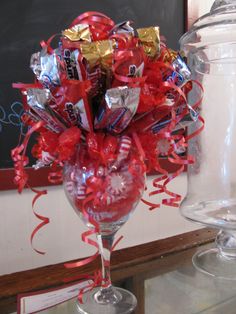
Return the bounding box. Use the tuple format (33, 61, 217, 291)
(11, 242, 236, 314)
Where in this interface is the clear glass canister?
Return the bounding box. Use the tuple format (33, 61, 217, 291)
(180, 0, 236, 278)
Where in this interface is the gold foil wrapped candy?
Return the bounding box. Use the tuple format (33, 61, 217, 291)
(62, 24, 91, 42)
(80, 39, 115, 70)
(162, 49, 179, 63)
(137, 26, 160, 58)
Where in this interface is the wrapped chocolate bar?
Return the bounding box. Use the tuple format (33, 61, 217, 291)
(95, 86, 140, 134)
(63, 49, 84, 81)
(110, 21, 134, 36)
(79, 39, 115, 97)
(53, 80, 93, 131)
(151, 104, 199, 134)
(164, 54, 191, 87)
(22, 109, 62, 133)
(137, 26, 160, 58)
(26, 88, 67, 133)
(30, 48, 61, 88)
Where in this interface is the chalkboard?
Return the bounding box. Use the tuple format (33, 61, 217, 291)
(0, 0, 187, 188)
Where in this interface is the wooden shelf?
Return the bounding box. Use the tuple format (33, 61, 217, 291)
(0, 228, 216, 313)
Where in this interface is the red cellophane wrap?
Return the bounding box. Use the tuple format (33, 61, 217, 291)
(11, 11, 204, 292)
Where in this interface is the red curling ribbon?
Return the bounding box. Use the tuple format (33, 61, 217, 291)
(64, 235, 123, 304)
(11, 121, 45, 192)
(64, 270, 103, 304)
(12, 82, 42, 90)
(70, 11, 115, 28)
(141, 174, 168, 210)
(64, 230, 99, 269)
(11, 145, 29, 193)
(70, 11, 115, 41)
(132, 132, 146, 161)
(141, 198, 161, 211)
(12, 121, 50, 254)
(40, 34, 56, 55)
(161, 168, 184, 207)
(140, 77, 202, 210)
(30, 187, 49, 255)
(112, 50, 147, 86)
(160, 115, 205, 208)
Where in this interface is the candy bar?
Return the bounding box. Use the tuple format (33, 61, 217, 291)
(79, 39, 115, 97)
(110, 21, 134, 36)
(53, 80, 93, 131)
(27, 88, 67, 133)
(30, 48, 61, 88)
(165, 54, 191, 87)
(63, 49, 84, 80)
(95, 86, 140, 134)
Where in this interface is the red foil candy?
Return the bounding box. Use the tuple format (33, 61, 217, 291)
(53, 80, 93, 131)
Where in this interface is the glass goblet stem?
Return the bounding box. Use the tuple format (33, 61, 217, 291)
(97, 233, 114, 287)
(95, 233, 122, 304)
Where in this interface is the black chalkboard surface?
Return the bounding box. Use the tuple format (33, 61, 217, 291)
(0, 0, 186, 185)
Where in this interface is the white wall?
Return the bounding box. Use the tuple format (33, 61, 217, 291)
(187, 0, 214, 28)
(0, 1, 215, 276)
(0, 174, 200, 275)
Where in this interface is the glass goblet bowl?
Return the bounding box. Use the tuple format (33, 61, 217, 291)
(63, 141, 146, 314)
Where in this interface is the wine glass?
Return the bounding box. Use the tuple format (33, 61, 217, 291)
(63, 136, 146, 313)
(179, 0, 236, 279)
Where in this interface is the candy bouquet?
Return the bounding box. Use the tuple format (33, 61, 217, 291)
(12, 12, 202, 312)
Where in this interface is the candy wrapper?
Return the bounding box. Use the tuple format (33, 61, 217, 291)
(95, 86, 140, 133)
(11, 11, 203, 269)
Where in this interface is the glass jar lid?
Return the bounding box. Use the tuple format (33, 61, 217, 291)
(180, 0, 236, 51)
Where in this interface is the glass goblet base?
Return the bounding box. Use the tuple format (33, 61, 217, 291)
(193, 248, 236, 280)
(76, 286, 137, 314)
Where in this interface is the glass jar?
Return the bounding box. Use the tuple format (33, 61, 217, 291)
(180, 0, 236, 279)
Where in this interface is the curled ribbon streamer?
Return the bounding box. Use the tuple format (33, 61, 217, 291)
(64, 235, 123, 303)
(132, 132, 146, 161)
(140, 76, 203, 210)
(132, 131, 166, 210)
(11, 121, 50, 254)
(161, 168, 184, 207)
(70, 11, 115, 28)
(113, 50, 147, 85)
(161, 116, 205, 208)
(11, 121, 45, 192)
(40, 34, 57, 55)
(30, 187, 49, 255)
(64, 230, 99, 269)
(70, 11, 115, 41)
(11, 149, 29, 193)
(141, 174, 168, 210)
